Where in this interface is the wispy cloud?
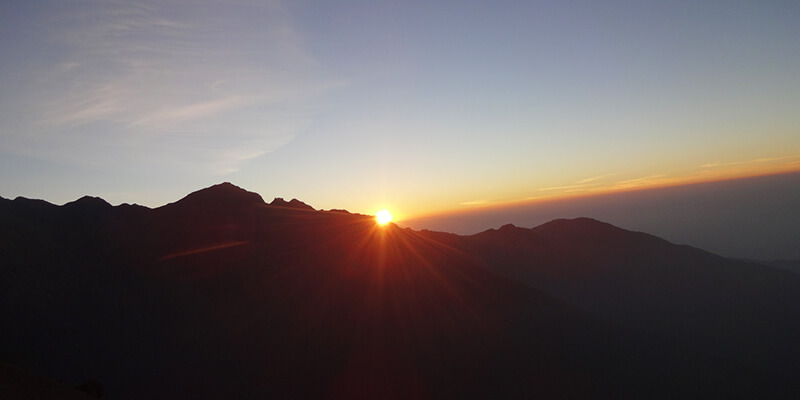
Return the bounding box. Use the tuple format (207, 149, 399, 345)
(131, 96, 257, 127)
(575, 173, 617, 184)
(480, 159, 800, 212)
(613, 174, 668, 189)
(460, 199, 492, 207)
(5, 0, 335, 174)
(538, 183, 596, 192)
(701, 154, 800, 169)
(538, 173, 616, 192)
(42, 84, 128, 126)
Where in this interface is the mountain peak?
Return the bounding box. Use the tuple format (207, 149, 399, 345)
(532, 217, 668, 244)
(63, 195, 112, 209)
(474, 217, 633, 241)
(536, 217, 614, 229)
(165, 182, 265, 209)
(269, 197, 315, 211)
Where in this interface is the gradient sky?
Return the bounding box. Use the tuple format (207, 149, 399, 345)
(404, 171, 800, 260)
(2, 0, 799, 222)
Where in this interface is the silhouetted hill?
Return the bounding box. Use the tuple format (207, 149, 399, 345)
(63, 195, 112, 209)
(451, 217, 800, 388)
(757, 259, 800, 274)
(1, 362, 101, 400)
(2, 186, 799, 398)
(162, 182, 265, 210)
(269, 197, 315, 210)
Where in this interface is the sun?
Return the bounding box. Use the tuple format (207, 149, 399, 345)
(375, 209, 393, 225)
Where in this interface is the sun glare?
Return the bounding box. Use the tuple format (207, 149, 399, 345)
(375, 209, 393, 225)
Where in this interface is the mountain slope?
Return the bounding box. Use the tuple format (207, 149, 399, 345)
(452, 217, 800, 387)
(1, 189, 597, 398)
(2, 187, 799, 398)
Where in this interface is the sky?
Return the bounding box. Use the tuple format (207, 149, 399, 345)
(404, 171, 800, 260)
(1, 1, 799, 232)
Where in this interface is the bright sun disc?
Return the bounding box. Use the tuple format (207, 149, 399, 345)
(375, 209, 393, 225)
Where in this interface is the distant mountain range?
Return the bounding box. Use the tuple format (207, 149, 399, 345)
(2, 183, 799, 399)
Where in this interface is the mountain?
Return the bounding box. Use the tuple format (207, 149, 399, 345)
(2, 185, 799, 399)
(269, 196, 315, 210)
(446, 217, 800, 386)
(1, 362, 101, 400)
(757, 259, 800, 274)
(161, 181, 265, 210)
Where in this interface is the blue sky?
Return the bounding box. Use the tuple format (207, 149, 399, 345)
(1, 0, 799, 220)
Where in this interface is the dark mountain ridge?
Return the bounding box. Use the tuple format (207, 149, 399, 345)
(444, 217, 800, 385)
(160, 182, 265, 209)
(2, 184, 799, 398)
(269, 196, 315, 210)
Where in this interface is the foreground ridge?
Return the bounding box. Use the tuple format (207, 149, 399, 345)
(1, 183, 799, 399)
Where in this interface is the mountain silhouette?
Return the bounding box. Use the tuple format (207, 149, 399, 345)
(0, 362, 100, 400)
(2, 184, 799, 399)
(63, 195, 113, 211)
(449, 217, 800, 387)
(269, 197, 315, 210)
(163, 181, 265, 210)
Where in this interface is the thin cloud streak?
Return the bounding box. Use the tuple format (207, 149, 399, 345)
(701, 154, 800, 168)
(538, 174, 618, 193)
(130, 96, 258, 127)
(459, 200, 492, 207)
(613, 175, 668, 189)
(539, 183, 597, 192)
(576, 173, 618, 184)
(441, 159, 800, 220)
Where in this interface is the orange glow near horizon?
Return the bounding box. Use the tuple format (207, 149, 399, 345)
(398, 162, 800, 222)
